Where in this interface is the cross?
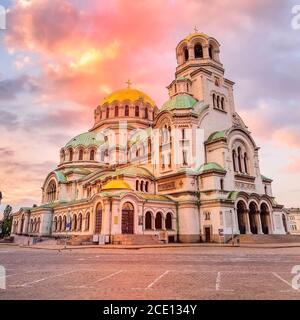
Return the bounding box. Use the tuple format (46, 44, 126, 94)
(194, 26, 198, 33)
(125, 79, 132, 88)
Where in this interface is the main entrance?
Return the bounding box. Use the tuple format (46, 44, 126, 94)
(95, 203, 103, 234)
(122, 202, 134, 234)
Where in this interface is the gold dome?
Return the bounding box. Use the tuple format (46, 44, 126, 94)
(102, 179, 132, 191)
(102, 88, 155, 106)
(184, 32, 209, 42)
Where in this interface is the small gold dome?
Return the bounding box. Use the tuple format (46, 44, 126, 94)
(102, 88, 155, 106)
(102, 179, 132, 191)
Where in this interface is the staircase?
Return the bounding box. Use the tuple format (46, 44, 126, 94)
(235, 234, 300, 244)
(63, 235, 93, 246)
(111, 234, 162, 245)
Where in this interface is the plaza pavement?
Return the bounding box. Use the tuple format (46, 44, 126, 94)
(1, 243, 300, 300)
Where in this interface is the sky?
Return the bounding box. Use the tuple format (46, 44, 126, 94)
(0, 0, 300, 215)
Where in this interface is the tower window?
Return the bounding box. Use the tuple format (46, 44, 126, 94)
(232, 150, 237, 172)
(135, 105, 140, 117)
(79, 149, 84, 161)
(136, 180, 139, 191)
(194, 44, 203, 58)
(221, 97, 225, 110)
(69, 149, 73, 162)
(106, 107, 109, 118)
(115, 105, 119, 117)
(209, 45, 213, 59)
(90, 149, 95, 161)
(125, 105, 129, 116)
(220, 178, 224, 191)
(212, 94, 216, 107)
(184, 47, 189, 61)
(145, 107, 148, 119)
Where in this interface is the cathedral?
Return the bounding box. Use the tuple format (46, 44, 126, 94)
(11, 31, 287, 244)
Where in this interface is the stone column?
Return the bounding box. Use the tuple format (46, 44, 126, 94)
(23, 213, 30, 235)
(245, 209, 251, 234)
(203, 44, 209, 59)
(256, 211, 263, 234)
(188, 45, 194, 59)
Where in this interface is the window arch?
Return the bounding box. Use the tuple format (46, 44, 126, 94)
(145, 211, 152, 230)
(144, 107, 148, 119)
(135, 105, 140, 117)
(115, 106, 119, 117)
(145, 181, 149, 192)
(165, 213, 172, 230)
(85, 212, 90, 231)
(136, 180, 139, 191)
(79, 149, 84, 161)
(90, 149, 95, 161)
(194, 44, 203, 58)
(209, 45, 213, 59)
(125, 105, 129, 116)
(106, 107, 109, 118)
(47, 181, 56, 203)
(140, 181, 144, 192)
(155, 212, 163, 229)
(78, 213, 82, 231)
(184, 47, 189, 61)
(69, 148, 73, 162)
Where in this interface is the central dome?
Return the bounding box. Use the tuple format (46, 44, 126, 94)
(102, 88, 155, 106)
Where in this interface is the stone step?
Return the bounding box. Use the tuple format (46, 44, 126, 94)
(112, 234, 162, 245)
(237, 234, 300, 244)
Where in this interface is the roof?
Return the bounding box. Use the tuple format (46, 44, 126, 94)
(184, 32, 210, 42)
(207, 131, 226, 142)
(65, 132, 104, 148)
(160, 94, 198, 112)
(198, 162, 226, 173)
(261, 174, 273, 182)
(54, 171, 67, 183)
(102, 87, 155, 106)
(102, 179, 132, 191)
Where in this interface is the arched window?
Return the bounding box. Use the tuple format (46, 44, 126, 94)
(106, 107, 109, 118)
(58, 216, 62, 231)
(145, 107, 148, 119)
(85, 212, 90, 231)
(79, 149, 84, 161)
(209, 45, 213, 59)
(244, 153, 248, 174)
(232, 150, 237, 172)
(184, 47, 189, 61)
(72, 214, 77, 231)
(165, 213, 172, 230)
(220, 178, 224, 190)
(145, 181, 149, 192)
(115, 106, 119, 117)
(136, 180, 139, 191)
(90, 149, 95, 161)
(140, 181, 144, 192)
(237, 147, 242, 172)
(63, 216, 67, 231)
(212, 94, 216, 107)
(47, 181, 56, 203)
(78, 213, 82, 231)
(221, 97, 225, 110)
(125, 105, 129, 116)
(155, 212, 163, 229)
(135, 106, 140, 117)
(145, 212, 152, 230)
(194, 44, 203, 58)
(69, 149, 73, 162)
(53, 217, 57, 232)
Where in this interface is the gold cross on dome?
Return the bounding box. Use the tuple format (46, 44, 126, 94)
(126, 79, 132, 88)
(194, 26, 198, 33)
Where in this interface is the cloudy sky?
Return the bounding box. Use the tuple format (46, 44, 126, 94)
(0, 0, 300, 215)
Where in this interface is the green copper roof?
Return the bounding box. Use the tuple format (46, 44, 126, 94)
(198, 162, 226, 173)
(160, 94, 198, 112)
(227, 191, 239, 201)
(65, 132, 104, 148)
(261, 174, 272, 182)
(54, 171, 67, 183)
(207, 130, 226, 142)
(176, 76, 188, 81)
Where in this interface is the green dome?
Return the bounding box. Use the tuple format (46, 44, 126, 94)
(198, 162, 225, 173)
(65, 132, 104, 148)
(207, 131, 226, 142)
(160, 94, 198, 112)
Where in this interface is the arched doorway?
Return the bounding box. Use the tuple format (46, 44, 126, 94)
(95, 203, 103, 234)
(155, 212, 163, 230)
(145, 211, 152, 230)
(260, 203, 269, 234)
(122, 202, 134, 234)
(237, 201, 246, 234)
(249, 202, 258, 234)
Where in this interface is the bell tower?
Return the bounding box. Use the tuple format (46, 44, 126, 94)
(167, 30, 236, 120)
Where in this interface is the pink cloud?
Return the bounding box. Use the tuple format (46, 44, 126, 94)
(282, 157, 300, 174)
